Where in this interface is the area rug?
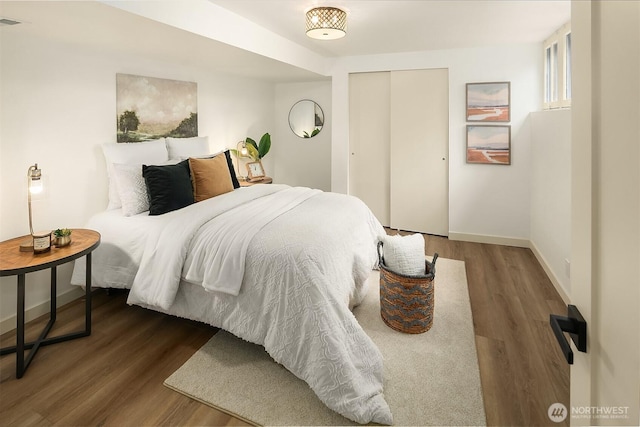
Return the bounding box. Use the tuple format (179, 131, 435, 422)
(164, 258, 486, 426)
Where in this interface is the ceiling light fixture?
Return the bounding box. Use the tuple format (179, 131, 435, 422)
(305, 7, 347, 40)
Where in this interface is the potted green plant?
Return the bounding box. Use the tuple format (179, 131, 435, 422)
(231, 132, 271, 161)
(53, 228, 72, 247)
(245, 133, 271, 161)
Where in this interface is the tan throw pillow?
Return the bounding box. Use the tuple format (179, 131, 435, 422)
(188, 155, 234, 202)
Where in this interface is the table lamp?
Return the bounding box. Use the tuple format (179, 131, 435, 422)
(19, 163, 51, 253)
(236, 140, 249, 181)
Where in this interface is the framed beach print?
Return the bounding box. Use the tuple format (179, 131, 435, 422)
(466, 125, 511, 165)
(466, 82, 510, 122)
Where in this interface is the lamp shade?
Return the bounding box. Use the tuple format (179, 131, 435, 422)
(28, 165, 43, 194)
(236, 140, 248, 180)
(20, 163, 51, 253)
(306, 7, 347, 40)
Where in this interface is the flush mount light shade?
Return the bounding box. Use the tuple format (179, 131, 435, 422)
(306, 7, 347, 40)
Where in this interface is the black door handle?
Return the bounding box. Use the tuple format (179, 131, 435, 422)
(550, 304, 587, 364)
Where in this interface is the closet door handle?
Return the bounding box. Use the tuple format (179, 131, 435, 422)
(550, 304, 587, 364)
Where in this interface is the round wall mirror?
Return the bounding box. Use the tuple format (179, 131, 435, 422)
(288, 100, 324, 138)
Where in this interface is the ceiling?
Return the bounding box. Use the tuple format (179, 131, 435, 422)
(0, 1, 326, 82)
(0, 1, 571, 83)
(210, 0, 571, 57)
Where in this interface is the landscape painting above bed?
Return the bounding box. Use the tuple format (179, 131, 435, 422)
(116, 73, 197, 142)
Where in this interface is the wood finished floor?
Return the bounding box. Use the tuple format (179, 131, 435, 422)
(0, 234, 569, 426)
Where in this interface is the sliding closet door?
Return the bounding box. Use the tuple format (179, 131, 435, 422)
(390, 69, 449, 235)
(349, 72, 391, 226)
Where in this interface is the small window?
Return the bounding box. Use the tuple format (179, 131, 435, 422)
(543, 22, 571, 109)
(545, 46, 552, 103)
(565, 32, 572, 100)
(552, 42, 559, 102)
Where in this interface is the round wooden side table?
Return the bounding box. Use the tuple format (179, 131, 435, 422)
(0, 229, 100, 378)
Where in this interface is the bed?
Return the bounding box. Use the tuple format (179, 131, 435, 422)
(70, 137, 393, 425)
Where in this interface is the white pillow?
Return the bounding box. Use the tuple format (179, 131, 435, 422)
(380, 233, 426, 276)
(102, 139, 169, 209)
(112, 163, 149, 216)
(166, 136, 210, 160)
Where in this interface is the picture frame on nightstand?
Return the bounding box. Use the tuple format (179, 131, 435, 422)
(246, 161, 266, 180)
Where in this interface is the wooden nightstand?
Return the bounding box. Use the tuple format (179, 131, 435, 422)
(0, 229, 100, 378)
(239, 176, 273, 187)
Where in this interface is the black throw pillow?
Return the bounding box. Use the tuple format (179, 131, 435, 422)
(223, 150, 241, 189)
(184, 150, 240, 189)
(143, 159, 195, 215)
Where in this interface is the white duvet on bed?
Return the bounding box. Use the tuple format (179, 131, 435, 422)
(72, 184, 391, 424)
(131, 186, 322, 302)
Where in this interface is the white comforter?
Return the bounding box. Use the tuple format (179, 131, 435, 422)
(77, 185, 392, 424)
(130, 186, 321, 301)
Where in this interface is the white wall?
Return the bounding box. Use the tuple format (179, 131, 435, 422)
(332, 44, 542, 244)
(570, 1, 640, 423)
(273, 81, 332, 191)
(530, 109, 571, 299)
(0, 21, 276, 330)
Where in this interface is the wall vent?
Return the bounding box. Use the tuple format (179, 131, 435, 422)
(0, 18, 21, 26)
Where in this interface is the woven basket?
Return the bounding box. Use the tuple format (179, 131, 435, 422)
(378, 241, 438, 334)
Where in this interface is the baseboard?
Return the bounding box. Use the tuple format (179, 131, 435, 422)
(529, 241, 571, 305)
(448, 232, 529, 248)
(449, 232, 571, 303)
(0, 287, 85, 335)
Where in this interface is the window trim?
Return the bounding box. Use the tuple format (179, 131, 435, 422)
(543, 21, 571, 110)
